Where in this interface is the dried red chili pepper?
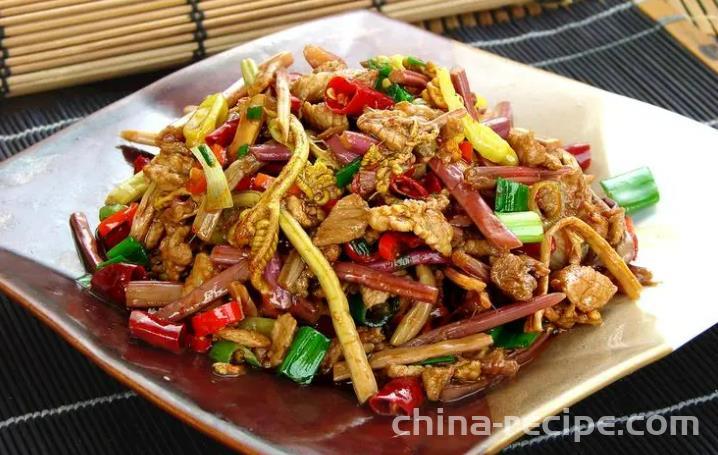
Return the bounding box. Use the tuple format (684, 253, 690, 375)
(133, 155, 151, 174)
(390, 174, 429, 199)
(191, 300, 245, 337)
(90, 263, 147, 304)
(325, 76, 394, 115)
(565, 143, 591, 170)
(129, 310, 186, 353)
(205, 117, 239, 147)
(377, 232, 423, 261)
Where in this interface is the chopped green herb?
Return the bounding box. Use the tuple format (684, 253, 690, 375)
(236, 144, 250, 158)
(419, 355, 457, 365)
(246, 105, 263, 121)
(197, 144, 215, 166)
(406, 56, 426, 67)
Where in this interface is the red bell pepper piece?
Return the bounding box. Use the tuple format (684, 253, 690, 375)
(390, 174, 429, 199)
(325, 76, 394, 116)
(133, 155, 151, 174)
(205, 117, 239, 147)
(368, 377, 425, 416)
(459, 140, 474, 162)
(98, 202, 138, 238)
(129, 310, 186, 353)
(190, 300, 245, 337)
(210, 143, 228, 168)
(377, 232, 423, 261)
(290, 95, 302, 113)
(98, 223, 130, 251)
(343, 239, 378, 264)
(322, 198, 339, 212)
(234, 175, 253, 191)
(565, 143, 591, 170)
(186, 167, 207, 195)
(90, 263, 147, 304)
(186, 334, 212, 353)
(422, 172, 443, 194)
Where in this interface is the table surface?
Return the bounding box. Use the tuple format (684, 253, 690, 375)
(1, 0, 717, 453)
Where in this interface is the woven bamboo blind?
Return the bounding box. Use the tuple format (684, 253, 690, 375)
(0, 0, 533, 97)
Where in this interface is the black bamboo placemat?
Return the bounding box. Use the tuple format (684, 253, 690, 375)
(1, 1, 717, 453)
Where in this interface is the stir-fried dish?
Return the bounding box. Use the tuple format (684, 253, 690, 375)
(70, 46, 659, 414)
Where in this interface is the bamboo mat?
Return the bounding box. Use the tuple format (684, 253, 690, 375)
(1, 1, 718, 453)
(1, 0, 717, 97)
(0, 0, 527, 97)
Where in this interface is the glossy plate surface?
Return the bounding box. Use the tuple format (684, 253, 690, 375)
(1, 11, 717, 454)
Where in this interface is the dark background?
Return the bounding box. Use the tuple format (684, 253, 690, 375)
(1, 0, 716, 452)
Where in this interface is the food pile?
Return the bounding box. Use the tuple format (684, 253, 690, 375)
(70, 45, 659, 414)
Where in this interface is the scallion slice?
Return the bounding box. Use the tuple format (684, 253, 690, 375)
(191, 144, 233, 210)
(105, 171, 148, 205)
(495, 211, 543, 243)
(278, 326, 330, 384)
(495, 178, 529, 213)
(600, 166, 659, 213)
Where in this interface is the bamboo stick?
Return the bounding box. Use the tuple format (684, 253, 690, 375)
(0, 0, 145, 26)
(7, 22, 195, 65)
(3, 0, 186, 37)
(6, 14, 190, 56)
(0, 0, 47, 8)
(8, 43, 197, 85)
(387, 0, 524, 22)
(204, 24, 288, 50)
(0, 0, 91, 17)
(9, 52, 190, 97)
(201, 0, 301, 15)
(203, 0, 364, 29)
(2, 4, 191, 47)
(11, 35, 193, 75)
(205, 0, 371, 38)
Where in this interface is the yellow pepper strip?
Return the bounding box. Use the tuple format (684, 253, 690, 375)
(183, 93, 228, 148)
(279, 209, 378, 403)
(436, 67, 518, 165)
(390, 264, 436, 346)
(232, 115, 309, 293)
(228, 94, 266, 160)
